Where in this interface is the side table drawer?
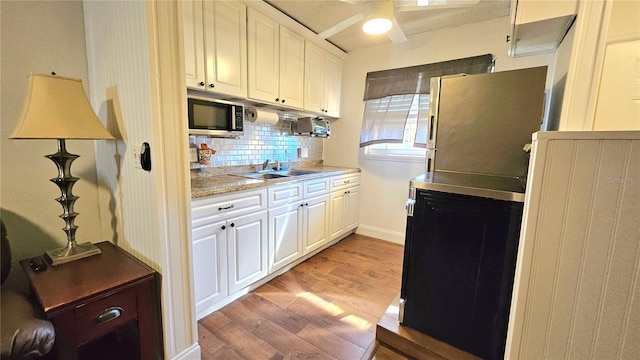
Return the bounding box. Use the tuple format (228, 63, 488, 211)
(75, 287, 138, 346)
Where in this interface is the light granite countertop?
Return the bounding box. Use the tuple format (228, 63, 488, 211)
(191, 165, 360, 199)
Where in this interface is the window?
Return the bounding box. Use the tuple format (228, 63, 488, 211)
(359, 54, 493, 160)
(364, 94, 428, 159)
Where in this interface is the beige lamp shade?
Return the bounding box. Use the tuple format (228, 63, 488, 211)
(11, 73, 114, 140)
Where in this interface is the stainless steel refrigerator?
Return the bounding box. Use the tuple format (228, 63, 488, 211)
(425, 66, 547, 178)
(400, 66, 547, 360)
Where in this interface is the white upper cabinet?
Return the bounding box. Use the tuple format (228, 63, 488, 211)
(183, 0, 206, 89)
(323, 54, 342, 117)
(247, 8, 278, 103)
(508, 0, 577, 57)
(278, 27, 305, 109)
(247, 8, 304, 109)
(182, 0, 247, 97)
(304, 41, 342, 118)
(304, 42, 324, 115)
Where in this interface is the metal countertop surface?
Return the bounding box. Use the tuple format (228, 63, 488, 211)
(410, 171, 527, 202)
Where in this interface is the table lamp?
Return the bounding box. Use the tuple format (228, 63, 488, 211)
(11, 73, 115, 266)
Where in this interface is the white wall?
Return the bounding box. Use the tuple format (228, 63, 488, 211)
(0, 1, 104, 264)
(606, 0, 640, 42)
(83, 2, 196, 358)
(591, 0, 640, 131)
(324, 16, 555, 244)
(83, 0, 160, 266)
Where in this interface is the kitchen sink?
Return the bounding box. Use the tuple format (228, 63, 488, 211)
(241, 173, 290, 180)
(274, 170, 316, 176)
(234, 169, 317, 180)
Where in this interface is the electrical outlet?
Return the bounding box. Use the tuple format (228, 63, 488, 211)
(133, 147, 142, 169)
(189, 148, 198, 162)
(298, 147, 308, 158)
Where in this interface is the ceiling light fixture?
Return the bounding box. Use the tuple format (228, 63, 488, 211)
(362, 1, 394, 35)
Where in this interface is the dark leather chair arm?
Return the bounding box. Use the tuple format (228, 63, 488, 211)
(1, 289, 55, 360)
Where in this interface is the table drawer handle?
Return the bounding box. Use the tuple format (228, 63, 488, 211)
(97, 307, 123, 324)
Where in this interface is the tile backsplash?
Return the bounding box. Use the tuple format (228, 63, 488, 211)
(190, 119, 323, 169)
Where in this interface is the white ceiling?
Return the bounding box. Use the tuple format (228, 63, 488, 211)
(264, 0, 512, 52)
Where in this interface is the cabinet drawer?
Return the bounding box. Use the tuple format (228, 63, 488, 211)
(304, 177, 330, 198)
(74, 287, 138, 346)
(192, 189, 267, 228)
(268, 183, 303, 207)
(330, 173, 360, 192)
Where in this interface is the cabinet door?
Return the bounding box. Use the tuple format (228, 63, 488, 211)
(269, 203, 303, 273)
(323, 53, 342, 117)
(303, 194, 330, 254)
(329, 190, 347, 240)
(344, 186, 360, 232)
(182, 0, 206, 89)
(227, 210, 268, 294)
(247, 8, 279, 104)
(278, 26, 305, 109)
(304, 41, 325, 114)
(192, 220, 227, 319)
(204, 1, 247, 97)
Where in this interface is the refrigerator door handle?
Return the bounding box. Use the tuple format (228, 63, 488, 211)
(405, 199, 416, 216)
(428, 115, 435, 141)
(398, 298, 406, 323)
(406, 187, 416, 216)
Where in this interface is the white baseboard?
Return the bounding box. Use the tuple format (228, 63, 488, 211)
(356, 224, 405, 245)
(171, 342, 200, 360)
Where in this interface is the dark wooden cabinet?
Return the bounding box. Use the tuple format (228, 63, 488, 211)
(400, 189, 523, 360)
(21, 241, 161, 360)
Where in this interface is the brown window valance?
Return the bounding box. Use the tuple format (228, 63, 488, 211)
(363, 54, 493, 101)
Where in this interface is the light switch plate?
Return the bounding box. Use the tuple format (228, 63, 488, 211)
(298, 147, 308, 158)
(133, 147, 142, 169)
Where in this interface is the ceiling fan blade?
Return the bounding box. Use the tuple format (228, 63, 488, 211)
(395, 0, 480, 12)
(338, 0, 368, 6)
(387, 17, 407, 43)
(317, 12, 366, 39)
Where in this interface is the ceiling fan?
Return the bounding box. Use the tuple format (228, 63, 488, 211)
(316, 0, 481, 43)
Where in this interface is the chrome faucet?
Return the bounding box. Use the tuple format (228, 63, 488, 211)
(262, 159, 269, 170)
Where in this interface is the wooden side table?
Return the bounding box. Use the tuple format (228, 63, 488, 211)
(20, 241, 161, 360)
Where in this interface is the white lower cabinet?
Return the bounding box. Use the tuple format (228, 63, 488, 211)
(269, 202, 303, 272)
(191, 188, 266, 319)
(192, 220, 227, 319)
(227, 210, 268, 294)
(268, 178, 330, 273)
(329, 173, 361, 240)
(192, 209, 268, 319)
(344, 186, 360, 232)
(192, 173, 359, 318)
(302, 194, 330, 255)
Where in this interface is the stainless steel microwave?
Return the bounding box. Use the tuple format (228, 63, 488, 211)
(187, 97, 244, 138)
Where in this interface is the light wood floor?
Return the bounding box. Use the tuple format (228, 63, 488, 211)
(198, 233, 405, 360)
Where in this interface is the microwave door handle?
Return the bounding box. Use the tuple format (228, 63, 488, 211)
(230, 105, 236, 129)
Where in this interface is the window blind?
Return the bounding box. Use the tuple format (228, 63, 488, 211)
(360, 94, 414, 147)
